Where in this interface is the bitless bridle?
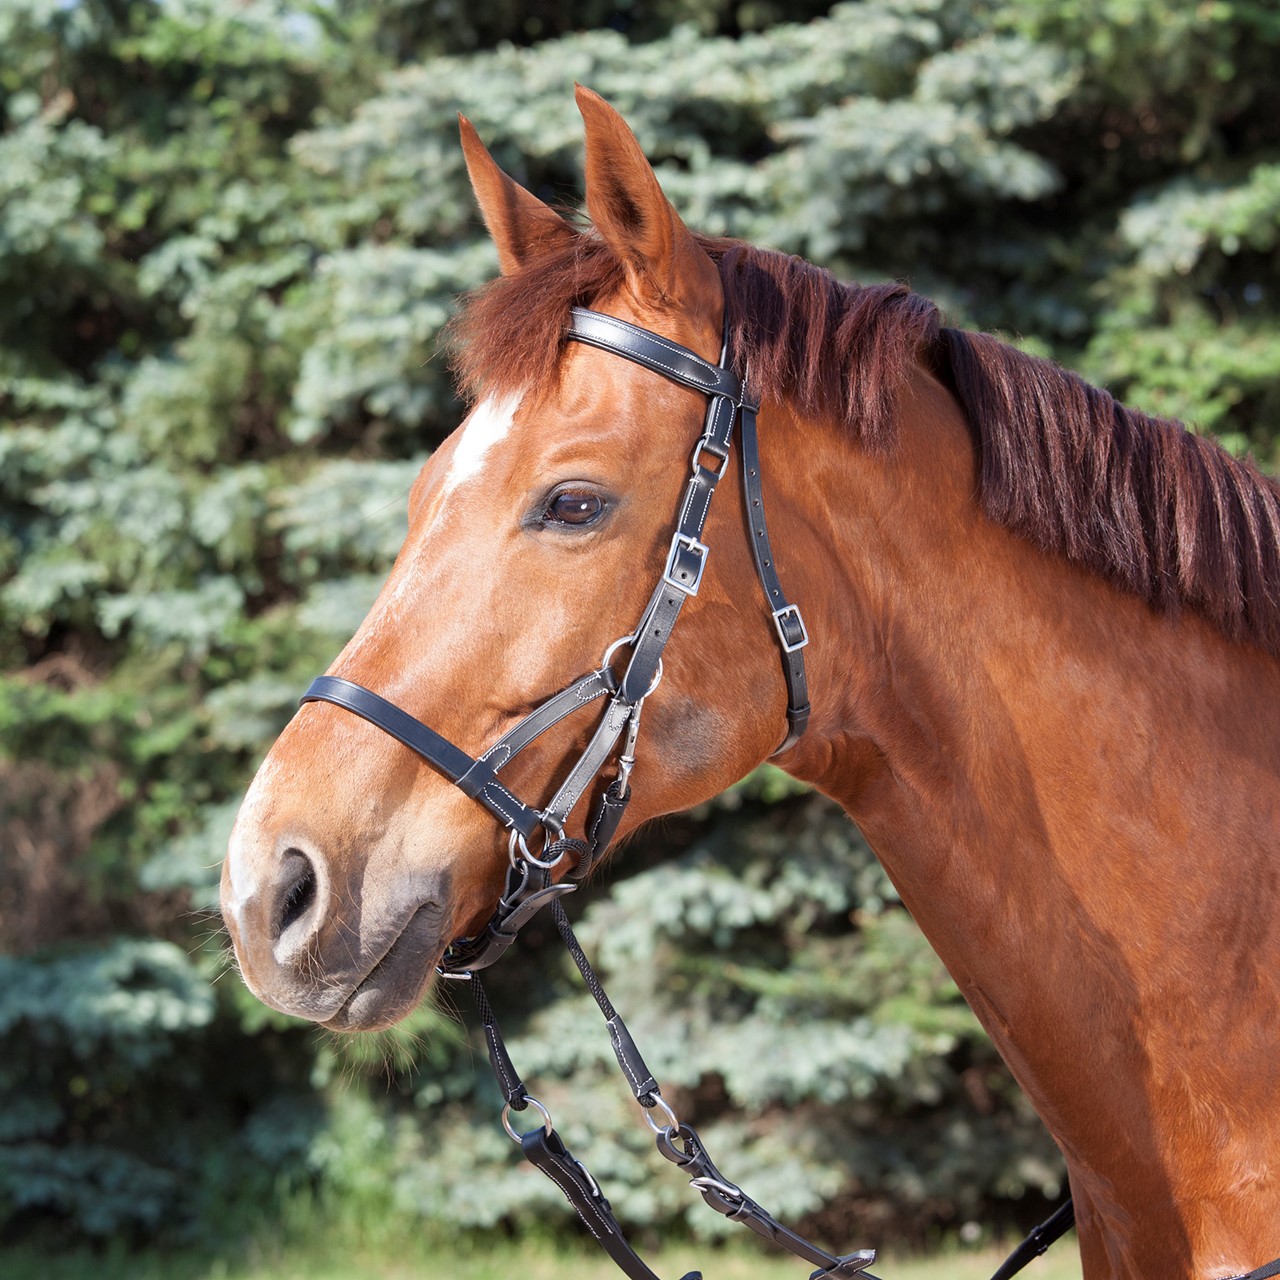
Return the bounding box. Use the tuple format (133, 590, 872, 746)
(300, 308, 1093, 1280)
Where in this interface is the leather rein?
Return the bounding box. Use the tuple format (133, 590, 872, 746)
(296, 307, 1277, 1280)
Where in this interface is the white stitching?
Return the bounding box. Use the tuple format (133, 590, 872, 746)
(609, 1022, 647, 1094)
(573, 312, 727, 392)
(485, 1025, 522, 1098)
(480, 782, 523, 828)
(535, 1158, 608, 1238)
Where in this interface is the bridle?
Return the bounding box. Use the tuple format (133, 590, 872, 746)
(303, 305, 811, 976)
(296, 307, 1279, 1280)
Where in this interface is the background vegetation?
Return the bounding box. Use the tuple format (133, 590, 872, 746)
(2, 0, 1276, 1268)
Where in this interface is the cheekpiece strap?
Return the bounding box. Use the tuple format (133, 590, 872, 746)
(568, 306, 809, 754)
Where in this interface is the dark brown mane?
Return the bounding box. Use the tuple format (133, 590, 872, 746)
(447, 234, 1280, 658)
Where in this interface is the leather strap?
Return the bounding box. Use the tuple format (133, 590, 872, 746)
(569, 307, 748, 404)
(471, 976, 702, 1280)
(302, 676, 542, 839)
(480, 669, 614, 769)
(543, 901, 880, 1277)
(739, 402, 811, 751)
(542, 697, 634, 831)
(565, 308, 806, 747)
(1228, 1258, 1280, 1280)
(655, 1125, 878, 1279)
(986, 1200, 1074, 1280)
(304, 305, 811, 976)
(579, 780, 630, 879)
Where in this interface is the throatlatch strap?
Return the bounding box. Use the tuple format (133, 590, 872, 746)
(738, 403, 810, 751)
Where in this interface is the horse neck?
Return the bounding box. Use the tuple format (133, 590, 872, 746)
(762, 365, 1280, 1275)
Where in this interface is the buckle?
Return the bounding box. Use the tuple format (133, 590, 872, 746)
(771, 604, 809, 653)
(663, 533, 709, 597)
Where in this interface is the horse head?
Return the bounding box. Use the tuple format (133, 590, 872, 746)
(220, 89, 802, 1030)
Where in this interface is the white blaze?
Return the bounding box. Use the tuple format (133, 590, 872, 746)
(444, 392, 522, 493)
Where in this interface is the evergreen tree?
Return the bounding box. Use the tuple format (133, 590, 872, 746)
(2, 0, 1276, 1250)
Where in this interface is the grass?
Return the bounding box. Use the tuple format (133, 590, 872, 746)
(4, 1235, 1084, 1280)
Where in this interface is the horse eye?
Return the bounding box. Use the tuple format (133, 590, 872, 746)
(546, 490, 605, 527)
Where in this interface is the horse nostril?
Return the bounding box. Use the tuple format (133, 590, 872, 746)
(276, 850, 318, 939)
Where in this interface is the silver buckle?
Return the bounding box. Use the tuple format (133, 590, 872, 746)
(663, 533, 709, 597)
(771, 604, 809, 653)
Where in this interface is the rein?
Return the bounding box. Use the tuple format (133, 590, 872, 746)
(297, 307, 1280, 1280)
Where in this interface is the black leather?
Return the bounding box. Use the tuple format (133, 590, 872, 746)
(472, 975, 527, 1107)
(580, 779, 629, 877)
(987, 1201, 1075, 1280)
(543, 698, 634, 830)
(520, 1127, 701, 1280)
(654, 1124, 879, 1279)
(739, 403, 811, 750)
(302, 676, 542, 838)
(569, 307, 747, 403)
(480, 669, 614, 769)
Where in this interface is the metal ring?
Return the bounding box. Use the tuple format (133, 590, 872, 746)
(501, 1096, 554, 1143)
(690, 440, 731, 481)
(644, 658, 663, 698)
(600, 635, 663, 700)
(642, 1092, 681, 1135)
(601, 633, 637, 670)
(508, 827, 568, 871)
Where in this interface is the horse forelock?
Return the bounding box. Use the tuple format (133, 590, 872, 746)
(445, 231, 1280, 660)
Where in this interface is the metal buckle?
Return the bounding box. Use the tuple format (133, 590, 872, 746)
(771, 604, 809, 653)
(663, 532, 709, 597)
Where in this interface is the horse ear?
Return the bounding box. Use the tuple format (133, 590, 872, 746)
(576, 86, 720, 312)
(459, 114, 575, 274)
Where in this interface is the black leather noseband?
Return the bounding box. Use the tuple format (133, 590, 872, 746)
(302, 306, 810, 969)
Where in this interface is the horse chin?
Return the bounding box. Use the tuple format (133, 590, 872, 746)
(319, 903, 445, 1033)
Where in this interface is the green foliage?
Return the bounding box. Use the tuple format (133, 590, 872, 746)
(1, 0, 1275, 1257)
(0, 939, 325, 1244)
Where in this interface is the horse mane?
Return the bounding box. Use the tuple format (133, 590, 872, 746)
(447, 232, 1280, 658)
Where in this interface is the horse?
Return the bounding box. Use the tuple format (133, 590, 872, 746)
(220, 87, 1280, 1280)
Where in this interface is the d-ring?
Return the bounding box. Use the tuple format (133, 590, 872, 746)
(502, 1096, 554, 1143)
(601, 633, 636, 670)
(600, 635, 664, 699)
(596, 632, 665, 701)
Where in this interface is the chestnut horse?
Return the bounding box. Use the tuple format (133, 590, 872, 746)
(221, 89, 1280, 1279)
